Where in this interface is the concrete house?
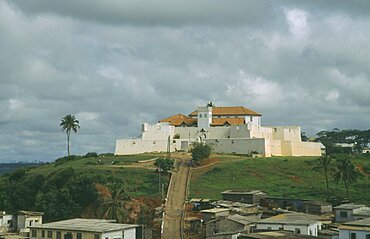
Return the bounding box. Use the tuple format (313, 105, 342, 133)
(29, 219, 143, 239)
(255, 212, 323, 237)
(338, 218, 370, 239)
(17, 210, 44, 235)
(115, 105, 323, 157)
(200, 208, 230, 223)
(221, 190, 267, 205)
(205, 214, 257, 239)
(303, 201, 333, 215)
(0, 211, 15, 233)
(334, 204, 370, 222)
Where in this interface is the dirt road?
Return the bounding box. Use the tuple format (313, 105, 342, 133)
(162, 157, 191, 239)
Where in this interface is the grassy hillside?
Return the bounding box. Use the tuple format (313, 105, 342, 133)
(0, 153, 168, 222)
(190, 154, 370, 204)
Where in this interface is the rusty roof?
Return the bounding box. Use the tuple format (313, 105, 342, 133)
(159, 113, 197, 127)
(189, 106, 261, 117)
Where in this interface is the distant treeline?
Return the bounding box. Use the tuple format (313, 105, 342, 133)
(0, 163, 43, 175)
(313, 128, 370, 155)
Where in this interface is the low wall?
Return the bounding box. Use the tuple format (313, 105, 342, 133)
(115, 139, 182, 155)
(281, 141, 322, 156)
(205, 138, 268, 156)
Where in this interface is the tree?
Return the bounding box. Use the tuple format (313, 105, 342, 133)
(332, 158, 359, 198)
(312, 156, 332, 197)
(60, 114, 80, 156)
(191, 142, 211, 165)
(154, 158, 174, 175)
(97, 184, 129, 223)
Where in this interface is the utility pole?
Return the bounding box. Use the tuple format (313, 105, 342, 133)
(167, 135, 171, 160)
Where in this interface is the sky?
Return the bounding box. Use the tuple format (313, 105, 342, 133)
(1, 0, 370, 162)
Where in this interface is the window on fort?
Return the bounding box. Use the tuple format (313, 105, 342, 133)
(94, 234, 100, 239)
(351, 233, 357, 239)
(77, 233, 82, 239)
(56, 231, 61, 239)
(32, 230, 37, 237)
(47, 231, 53, 238)
(42, 230, 45, 238)
(340, 211, 348, 218)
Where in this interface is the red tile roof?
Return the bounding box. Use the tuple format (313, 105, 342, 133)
(188, 106, 261, 117)
(159, 114, 197, 127)
(211, 118, 245, 126)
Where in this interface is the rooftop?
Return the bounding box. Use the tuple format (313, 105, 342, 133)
(343, 218, 370, 227)
(221, 190, 267, 195)
(189, 106, 262, 117)
(18, 210, 44, 216)
(200, 208, 229, 214)
(257, 212, 321, 226)
(29, 219, 139, 233)
(339, 218, 370, 232)
(334, 203, 365, 210)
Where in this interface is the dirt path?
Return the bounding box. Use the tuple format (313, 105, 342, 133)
(162, 157, 191, 239)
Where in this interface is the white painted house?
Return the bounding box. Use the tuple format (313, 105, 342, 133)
(255, 212, 323, 237)
(115, 105, 323, 157)
(334, 204, 370, 222)
(29, 218, 142, 239)
(339, 218, 370, 239)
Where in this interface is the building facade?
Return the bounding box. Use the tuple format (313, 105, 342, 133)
(115, 105, 323, 157)
(29, 219, 142, 239)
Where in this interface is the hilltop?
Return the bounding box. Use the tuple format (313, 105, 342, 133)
(0, 153, 169, 225)
(190, 154, 370, 204)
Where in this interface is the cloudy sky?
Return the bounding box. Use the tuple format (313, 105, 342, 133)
(1, 0, 370, 162)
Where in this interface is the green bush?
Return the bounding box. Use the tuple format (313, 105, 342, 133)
(191, 142, 211, 164)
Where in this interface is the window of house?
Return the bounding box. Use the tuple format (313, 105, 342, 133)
(267, 227, 272, 230)
(105, 237, 109, 239)
(94, 234, 100, 239)
(48, 231, 53, 238)
(351, 233, 357, 239)
(340, 211, 348, 218)
(42, 230, 45, 238)
(77, 233, 82, 239)
(295, 228, 301, 234)
(365, 234, 370, 239)
(199, 114, 202, 118)
(56, 231, 61, 239)
(250, 116, 253, 121)
(32, 230, 37, 237)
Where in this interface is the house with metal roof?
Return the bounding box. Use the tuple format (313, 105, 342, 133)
(338, 218, 370, 239)
(29, 218, 142, 239)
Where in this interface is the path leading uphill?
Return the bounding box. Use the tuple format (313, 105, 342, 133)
(162, 157, 191, 239)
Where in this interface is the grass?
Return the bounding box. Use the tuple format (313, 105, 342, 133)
(26, 153, 168, 197)
(190, 154, 370, 204)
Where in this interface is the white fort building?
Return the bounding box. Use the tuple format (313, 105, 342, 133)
(115, 105, 324, 157)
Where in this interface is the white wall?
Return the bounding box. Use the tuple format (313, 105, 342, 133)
(115, 139, 182, 155)
(197, 106, 212, 130)
(142, 123, 175, 140)
(256, 222, 320, 236)
(244, 116, 261, 126)
(281, 141, 322, 156)
(339, 229, 370, 239)
(268, 126, 301, 142)
(123, 228, 136, 239)
(205, 138, 268, 156)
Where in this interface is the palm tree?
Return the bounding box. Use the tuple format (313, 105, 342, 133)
(312, 156, 332, 197)
(97, 184, 129, 223)
(332, 158, 359, 199)
(60, 114, 80, 156)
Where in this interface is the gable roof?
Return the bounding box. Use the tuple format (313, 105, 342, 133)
(211, 118, 245, 126)
(159, 113, 197, 127)
(189, 106, 261, 117)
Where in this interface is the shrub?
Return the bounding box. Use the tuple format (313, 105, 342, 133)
(191, 142, 211, 165)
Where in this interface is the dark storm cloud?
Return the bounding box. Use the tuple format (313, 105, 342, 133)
(0, 0, 370, 162)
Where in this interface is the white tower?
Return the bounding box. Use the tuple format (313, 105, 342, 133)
(197, 106, 212, 130)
